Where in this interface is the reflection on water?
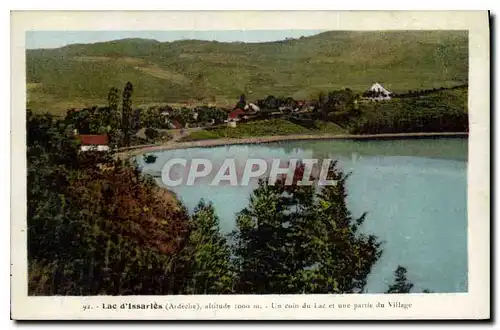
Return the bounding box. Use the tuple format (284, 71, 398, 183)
(138, 137, 468, 293)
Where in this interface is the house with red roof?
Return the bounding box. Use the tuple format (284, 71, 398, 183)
(78, 134, 110, 152)
(168, 120, 184, 129)
(227, 108, 245, 122)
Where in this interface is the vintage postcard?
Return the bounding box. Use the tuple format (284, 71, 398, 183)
(11, 11, 490, 320)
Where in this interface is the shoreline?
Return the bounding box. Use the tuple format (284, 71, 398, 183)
(116, 131, 468, 159)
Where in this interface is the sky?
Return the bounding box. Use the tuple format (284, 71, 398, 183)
(25, 30, 326, 49)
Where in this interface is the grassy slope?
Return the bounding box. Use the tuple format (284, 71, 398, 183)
(26, 31, 468, 114)
(181, 119, 348, 141)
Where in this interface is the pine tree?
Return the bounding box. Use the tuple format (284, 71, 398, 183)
(108, 87, 118, 114)
(232, 162, 382, 294)
(386, 266, 414, 293)
(183, 200, 234, 294)
(303, 166, 382, 293)
(107, 87, 120, 146)
(232, 181, 298, 293)
(121, 82, 134, 147)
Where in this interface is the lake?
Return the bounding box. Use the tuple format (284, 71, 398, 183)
(137, 137, 468, 293)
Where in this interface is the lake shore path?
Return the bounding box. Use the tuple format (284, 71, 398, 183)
(115, 131, 468, 160)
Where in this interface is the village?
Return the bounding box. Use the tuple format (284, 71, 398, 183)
(69, 78, 467, 151)
(72, 81, 468, 152)
(158, 82, 393, 129)
(74, 82, 400, 152)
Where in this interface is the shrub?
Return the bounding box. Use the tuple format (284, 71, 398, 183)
(145, 127, 160, 140)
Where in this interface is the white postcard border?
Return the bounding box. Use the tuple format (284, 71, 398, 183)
(10, 10, 490, 320)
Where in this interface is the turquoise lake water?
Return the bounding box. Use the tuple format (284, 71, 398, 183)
(137, 137, 468, 293)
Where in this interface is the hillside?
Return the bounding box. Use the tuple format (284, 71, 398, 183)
(26, 30, 468, 114)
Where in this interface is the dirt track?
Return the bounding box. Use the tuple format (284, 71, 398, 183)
(116, 131, 468, 160)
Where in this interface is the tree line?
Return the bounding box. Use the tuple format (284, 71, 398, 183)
(349, 93, 468, 134)
(254, 87, 467, 134)
(391, 84, 468, 98)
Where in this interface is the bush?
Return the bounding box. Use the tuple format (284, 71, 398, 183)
(158, 131, 173, 141)
(145, 127, 160, 140)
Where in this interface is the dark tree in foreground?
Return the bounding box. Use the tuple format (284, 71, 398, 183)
(27, 111, 197, 295)
(232, 162, 382, 294)
(182, 201, 234, 294)
(386, 266, 414, 293)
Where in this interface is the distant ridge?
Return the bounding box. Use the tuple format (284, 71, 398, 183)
(26, 30, 468, 113)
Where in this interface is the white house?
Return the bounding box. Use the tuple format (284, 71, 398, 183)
(244, 103, 260, 112)
(365, 82, 392, 101)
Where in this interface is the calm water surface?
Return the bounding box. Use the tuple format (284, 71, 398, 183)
(137, 138, 468, 293)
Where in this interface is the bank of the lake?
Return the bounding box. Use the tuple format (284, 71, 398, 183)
(117, 131, 468, 160)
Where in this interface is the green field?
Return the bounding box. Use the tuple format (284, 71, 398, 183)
(26, 31, 468, 114)
(181, 119, 348, 141)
